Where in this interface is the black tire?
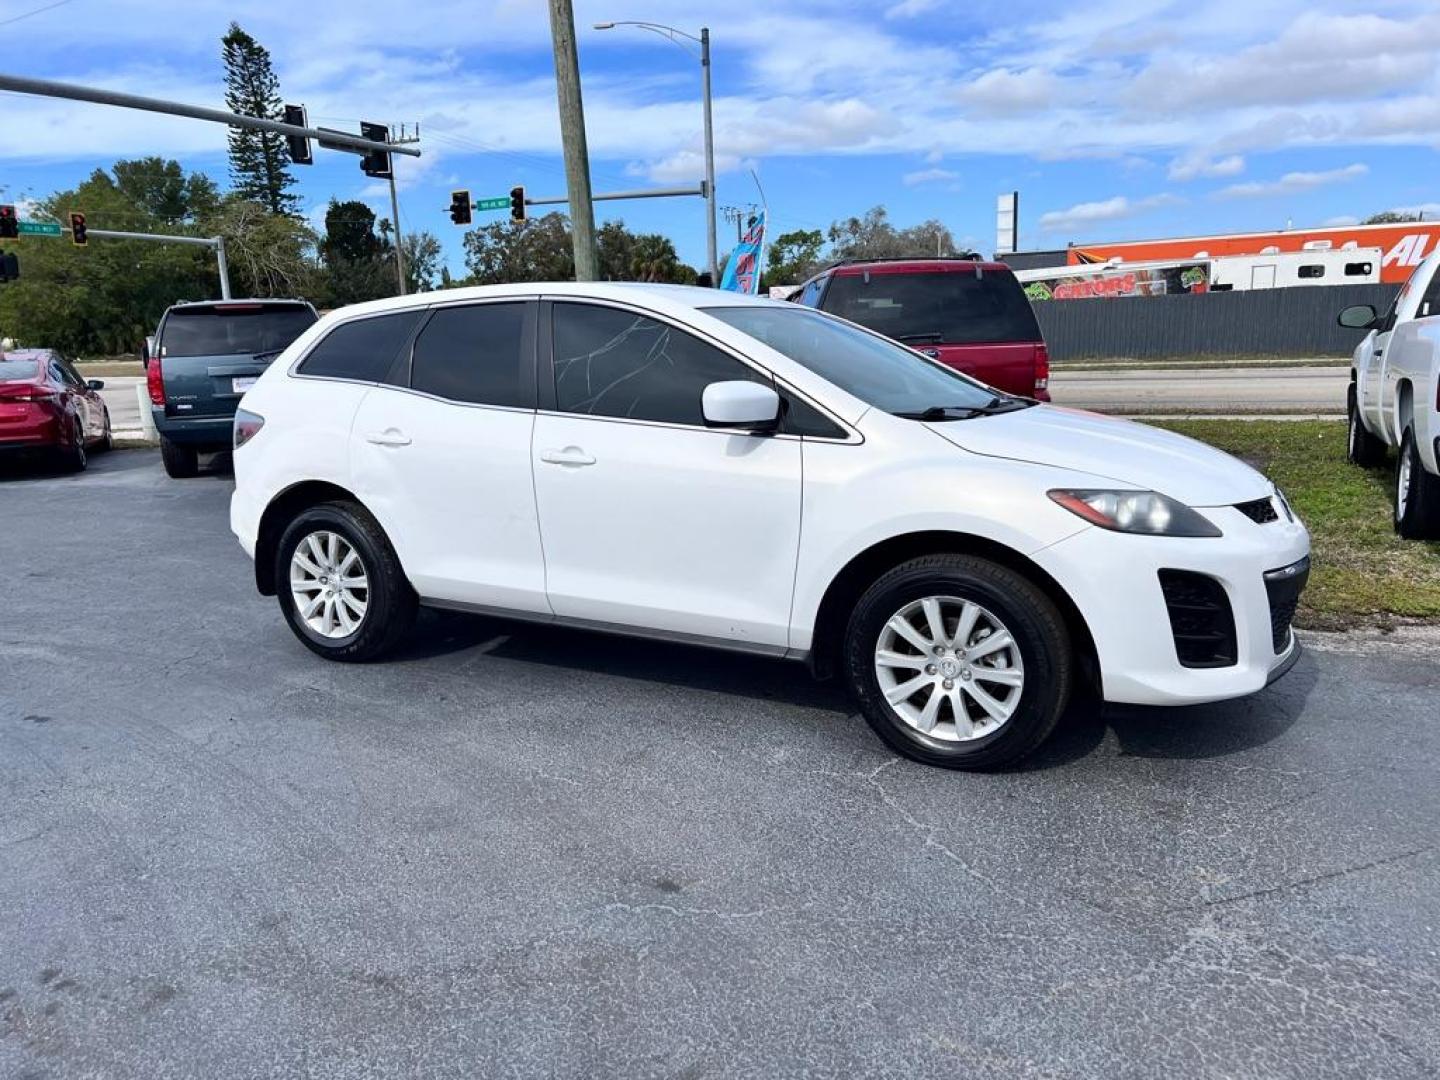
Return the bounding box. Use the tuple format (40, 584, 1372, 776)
(1395, 428, 1440, 540)
(275, 500, 417, 662)
(1346, 385, 1386, 466)
(61, 418, 87, 472)
(160, 436, 199, 478)
(843, 554, 1072, 770)
(99, 408, 113, 451)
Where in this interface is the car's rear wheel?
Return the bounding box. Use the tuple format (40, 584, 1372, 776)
(160, 436, 198, 478)
(1346, 385, 1386, 466)
(99, 407, 113, 451)
(843, 554, 1072, 770)
(1395, 427, 1440, 540)
(61, 418, 87, 472)
(275, 500, 417, 662)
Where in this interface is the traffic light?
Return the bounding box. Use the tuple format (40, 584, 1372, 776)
(69, 212, 87, 246)
(510, 186, 526, 223)
(359, 120, 391, 179)
(0, 251, 18, 282)
(449, 190, 472, 227)
(284, 104, 313, 165)
(0, 205, 16, 240)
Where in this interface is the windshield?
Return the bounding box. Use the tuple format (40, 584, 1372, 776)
(823, 268, 1041, 345)
(0, 357, 40, 380)
(703, 304, 1003, 414)
(160, 305, 316, 358)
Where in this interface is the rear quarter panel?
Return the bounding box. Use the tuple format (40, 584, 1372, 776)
(1388, 317, 1440, 472)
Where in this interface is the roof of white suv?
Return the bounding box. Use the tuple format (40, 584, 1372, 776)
(316, 282, 788, 325)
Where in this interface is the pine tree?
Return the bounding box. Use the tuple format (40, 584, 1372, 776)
(221, 23, 299, 216)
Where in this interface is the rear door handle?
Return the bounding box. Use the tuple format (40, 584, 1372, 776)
(365, 429, 411, 447)
(540, 447, 596, 467)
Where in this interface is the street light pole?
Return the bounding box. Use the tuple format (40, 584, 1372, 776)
(594, 20, 718, 284)
(700, 27, 717, 284)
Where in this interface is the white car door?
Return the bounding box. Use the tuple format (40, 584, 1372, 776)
(349, 299, 550, 615)
(1362, 289, 1403, 436)
(530, 300, 802, 650)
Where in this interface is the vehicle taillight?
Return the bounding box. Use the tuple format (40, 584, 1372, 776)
(233, 408, 265, 450)
(4, 389, 60, 403)
(1033, 342, 1051, 396)
(146, 356, 165, 405)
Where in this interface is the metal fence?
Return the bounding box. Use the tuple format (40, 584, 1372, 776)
(1033, 283, 1399, 361)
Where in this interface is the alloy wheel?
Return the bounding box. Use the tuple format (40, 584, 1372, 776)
(1398, 440, 1413, 520)
(873, 595, 1025, 742)
(290, 530, 369, 639)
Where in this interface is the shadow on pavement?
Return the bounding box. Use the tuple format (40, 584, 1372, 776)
(394, 608, 1318, 768)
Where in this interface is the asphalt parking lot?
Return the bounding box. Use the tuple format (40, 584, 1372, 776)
(3, 449, 1439, 1079)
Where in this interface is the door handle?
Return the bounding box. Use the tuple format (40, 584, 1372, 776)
(365, 429, 411, 447)
(540, 447, 596, 467)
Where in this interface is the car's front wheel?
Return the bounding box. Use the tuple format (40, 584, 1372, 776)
(275, 501, 417, 662)
(844, 554, 1072, 770)
(1395, 427, 1440, 539)
(1346, 385, 1386, 466)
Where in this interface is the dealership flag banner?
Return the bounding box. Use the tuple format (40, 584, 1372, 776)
(721, 211, 766, 295)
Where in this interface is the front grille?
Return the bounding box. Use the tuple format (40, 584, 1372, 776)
(1158, 570, 1238, 668)
(1234, 497, 1279, 524)
(1263, 556, 1310, 654)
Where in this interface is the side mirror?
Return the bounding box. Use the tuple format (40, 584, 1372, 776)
(702, 380, 781, 433)
(87, 379, 105, 390)
(1337, 304, 1377, 330)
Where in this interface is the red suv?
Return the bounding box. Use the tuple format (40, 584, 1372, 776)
(793, 258, 1050, 400)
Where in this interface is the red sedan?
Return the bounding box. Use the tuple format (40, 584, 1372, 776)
(0, 348, 112, 471)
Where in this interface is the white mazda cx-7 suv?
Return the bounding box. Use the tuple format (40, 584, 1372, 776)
(230, 283, 1310, 769)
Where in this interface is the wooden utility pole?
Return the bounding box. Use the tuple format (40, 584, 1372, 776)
(546, 0, 599, 281)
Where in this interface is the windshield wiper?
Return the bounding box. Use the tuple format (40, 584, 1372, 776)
(897, 331, 944, 343)
(894, 397, 1038, 422)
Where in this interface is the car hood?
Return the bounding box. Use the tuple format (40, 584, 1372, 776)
(925, 404, 1272, 507)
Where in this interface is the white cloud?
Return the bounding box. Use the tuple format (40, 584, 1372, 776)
(902, 167, 960, 186)
(1386, 202, 1440, 218)
(1218, 163, 1368, 199)
(955, 68, 1059, 116)
(886, 0, 942, 18)
(1168, 154, 1245, 182)
(1037, 193, 1181, 234)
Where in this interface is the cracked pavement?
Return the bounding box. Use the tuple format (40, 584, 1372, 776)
(2, 449, 1438, 1079)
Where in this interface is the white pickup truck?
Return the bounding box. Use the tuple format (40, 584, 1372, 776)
(1341, 248, 1440, 538)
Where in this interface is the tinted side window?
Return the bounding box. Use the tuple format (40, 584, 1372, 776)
(298, 311, 423, 383)
(411, 303, 531, 407)
(1421, 268, 1440, 319)
(552, 304, 754, 425)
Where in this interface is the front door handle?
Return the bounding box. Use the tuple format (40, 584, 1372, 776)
(366, 429, 411, 447)
(540, 447, 596, 467)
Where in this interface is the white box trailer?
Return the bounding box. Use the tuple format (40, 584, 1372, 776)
(1012, 247, 1382, 300)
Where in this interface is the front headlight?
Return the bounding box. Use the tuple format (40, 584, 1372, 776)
(1048, 489, 1222, 537)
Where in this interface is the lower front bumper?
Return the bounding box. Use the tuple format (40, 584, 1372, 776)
(1031, 506, 1311, 707)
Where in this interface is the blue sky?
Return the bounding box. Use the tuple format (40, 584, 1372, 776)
(2, 0, 1438, 276)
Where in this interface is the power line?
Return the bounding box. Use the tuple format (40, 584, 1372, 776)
(0, 0, 77, 27)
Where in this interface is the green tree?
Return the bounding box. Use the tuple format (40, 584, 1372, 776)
(111, 157, 221, 226)
(628, 232, 692, 283)
(826, 206, 960, 261)
(766, 228, 825, 284)
(400, 231, 443, 293)
(221, 23, 298, 216)
(1362, 210, 1426, 225)
(314, 200, 393, 305)
(211, 196, 317, 299)
(462, 213, 575, 284)
(0, 170, 214, 356)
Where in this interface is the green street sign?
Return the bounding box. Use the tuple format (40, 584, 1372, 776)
(474, 196, 510, 212)
(18, 221, 62, 237)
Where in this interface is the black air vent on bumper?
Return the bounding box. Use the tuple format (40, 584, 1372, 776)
(1234, 497, 1279, 524)
(1158, 570, 1238, 668)
(1263, 556, 1310, 654)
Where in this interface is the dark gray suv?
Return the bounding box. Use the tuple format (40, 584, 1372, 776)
(146, 299, 317, 477)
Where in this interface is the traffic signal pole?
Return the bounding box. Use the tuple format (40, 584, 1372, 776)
(0, 73, 419, 161)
